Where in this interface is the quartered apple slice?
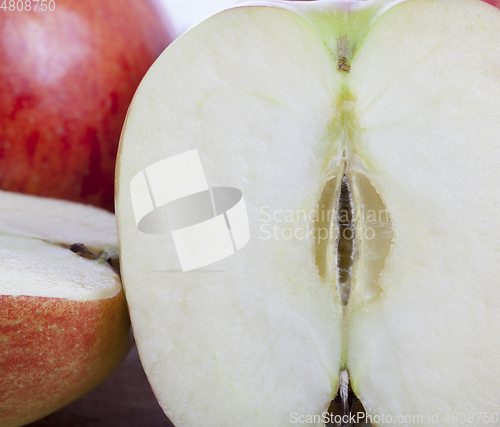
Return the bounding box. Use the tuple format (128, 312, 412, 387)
(116, 0, 500, 426)
(0, 191, 130, 427)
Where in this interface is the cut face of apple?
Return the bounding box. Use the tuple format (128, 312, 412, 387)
(0, 191, 130, 427)
(116, 0, 500, 425)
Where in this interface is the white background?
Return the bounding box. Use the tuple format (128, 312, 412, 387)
(160, 0, 239, 36)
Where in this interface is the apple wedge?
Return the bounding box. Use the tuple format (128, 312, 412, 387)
(116, 0, 500, 425)
(0, 190, 130, 427)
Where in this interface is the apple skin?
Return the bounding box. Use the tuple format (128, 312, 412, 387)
(484, 0, 500, 7)
(0, 290, 131, 427)
(0, 0, 174, 211)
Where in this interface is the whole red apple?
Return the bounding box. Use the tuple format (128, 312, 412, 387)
(0, 0, 174, 211)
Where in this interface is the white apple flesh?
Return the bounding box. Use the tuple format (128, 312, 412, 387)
(0, 191, 130, 427)
(116, 0, 500, 425)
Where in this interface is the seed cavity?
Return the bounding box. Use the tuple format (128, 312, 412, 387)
(337, 177, 354, 306)
(314, 172, 355, 307)
(68, 243, 100, 260)
(314, 170, 393, 308)
(315, 174, 343, 282)
(349, 171, 394, 305)
(65, 243, 120, 274)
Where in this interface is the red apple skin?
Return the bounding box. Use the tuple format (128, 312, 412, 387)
(0, 290, 131, 427)
(0, 0, 174, 212)
(483, 0, 500, 7)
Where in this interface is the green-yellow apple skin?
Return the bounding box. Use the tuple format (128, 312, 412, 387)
(0, 0, 173, 211)
(0, 290, 130, 427)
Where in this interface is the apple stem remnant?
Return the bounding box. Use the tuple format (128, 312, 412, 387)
(340, 370, 350, 423)
(326, 370, 372, 427)
(274, 0, 407, 65)
(336, 35, 352, 72)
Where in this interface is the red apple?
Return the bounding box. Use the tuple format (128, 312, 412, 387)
(0, 190, 131, 427)
(0, 0, 174, 211)
(0, 293, 130, 427)
(483, 0, 500, 7)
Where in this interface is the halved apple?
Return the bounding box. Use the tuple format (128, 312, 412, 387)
(0, 191, 130, 427)
(116, 0, 500, 425)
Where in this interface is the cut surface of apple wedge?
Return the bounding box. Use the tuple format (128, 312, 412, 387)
(0, 189, 118, 254)
(0, 191, 130, 427)
(0, 235, 120, 299)
(116, 0, 500, 426)
(0, 190, 120, 299)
